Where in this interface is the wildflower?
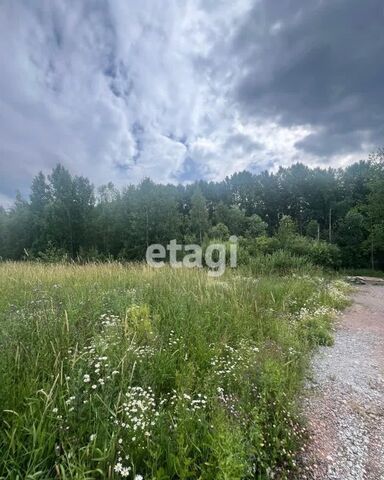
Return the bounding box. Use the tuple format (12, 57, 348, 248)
(121, 467, 131, 477)
(52, 407, 58, 414)
(83, 374, 90, 383)
(114, 463, 122, 473)
(92, 384, 97, 390)
(134, 476, 143, 480)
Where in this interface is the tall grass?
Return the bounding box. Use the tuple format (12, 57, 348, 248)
(0, 263, 349, 479)
(245, 250, 317, 276)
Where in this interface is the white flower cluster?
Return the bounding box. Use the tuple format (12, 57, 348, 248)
(55, 320, 123, 419)
(210, 341, 259, 382)
(159, 390, 209, 430)
(126, 287, 137, 298)
(297, 305, 336, 322)
(113, 461, 131, 478)
(129, 345, 155, 361)
(100, 310, 158, 364)
(114, 386, 159, 447)
(327, 280, 349, 302)
(100, 312, 120, 329)
(112, 387, 209, 475)
(114, 458, 143, 479)
(167, 330, 183, 348)
(217, 386, 241, 419)
(290, 274, 325, 284)
(168, 391, 208, 412)
(79, 353, 120, 392)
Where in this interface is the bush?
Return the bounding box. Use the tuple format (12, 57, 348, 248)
(247, 250, 315, 275)
(37, 241, 69, 263)
(247, 236, 281, 255)
(244, 234, 341, 270)
(208, 223, 230, 240)
(308, 241, 341, 268)
(287, 235, 313, 257)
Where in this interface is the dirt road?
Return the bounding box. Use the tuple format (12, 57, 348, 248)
(301, 284, 384, 479)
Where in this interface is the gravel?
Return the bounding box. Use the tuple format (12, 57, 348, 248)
(300, 285, 384, 480)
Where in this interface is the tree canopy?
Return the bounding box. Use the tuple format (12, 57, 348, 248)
(1, 151, 384, 269)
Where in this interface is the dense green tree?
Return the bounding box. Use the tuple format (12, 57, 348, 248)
(277, 215, 297, 243)
(71, 175, 95, 254)
(208, 222, 230, 240)
(229, 171, 262, 215)
(29, 172, 51, 253)
(335, 210, 367, 267)
(245, 214, 268, 238)
(365, 150, 384, 268)
(190, 188, 209, 243)
(214, 203, 248, 236)
(94, 182, 122, 257)
(5, 193, 32, 259)
(0, 152, 383, 270)
(306, 220, 320, 240)
(0, 207, 7, 259)
(46, 165, 76, 256)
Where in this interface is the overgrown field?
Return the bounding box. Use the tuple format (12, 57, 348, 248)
(0, 263, 350, 479)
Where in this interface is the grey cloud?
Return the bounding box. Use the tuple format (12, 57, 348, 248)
(224, 133, 263, 154)
(295, 130, 371, 157)
(234, 0, 384, 155)
(0, 0, 382, 204)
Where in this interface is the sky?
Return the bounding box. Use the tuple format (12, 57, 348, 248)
(0, 0, 383, 205)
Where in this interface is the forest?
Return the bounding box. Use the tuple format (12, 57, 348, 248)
(1, 149, 384, 271)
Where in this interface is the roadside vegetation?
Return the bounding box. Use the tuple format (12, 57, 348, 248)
(0, 262, 350, 479)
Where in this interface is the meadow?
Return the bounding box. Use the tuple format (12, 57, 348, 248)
(0, 262, 350, 479)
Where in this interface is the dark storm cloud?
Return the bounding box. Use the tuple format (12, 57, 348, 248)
(295, 130, 366, 157)
(234, 0, 384, 156)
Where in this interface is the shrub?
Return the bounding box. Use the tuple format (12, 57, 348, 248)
(37, 241, 69, 263)
(247, 250, 314, 275)
(308, 241, 341, 268)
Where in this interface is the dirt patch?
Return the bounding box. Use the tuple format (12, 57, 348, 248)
(300, 285, 384, 479)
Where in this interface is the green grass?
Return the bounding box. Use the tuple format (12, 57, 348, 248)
(0, 263, 350, 479)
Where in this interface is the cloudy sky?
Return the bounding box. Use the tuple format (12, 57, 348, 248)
(0, 0, 383, 205)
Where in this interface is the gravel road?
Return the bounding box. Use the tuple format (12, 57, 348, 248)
(301, 284, 384, 480)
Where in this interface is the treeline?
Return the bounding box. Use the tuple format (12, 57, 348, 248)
(1, 149, 384, 269)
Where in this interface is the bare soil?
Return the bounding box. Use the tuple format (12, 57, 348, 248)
(301, 285, 384, 480)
